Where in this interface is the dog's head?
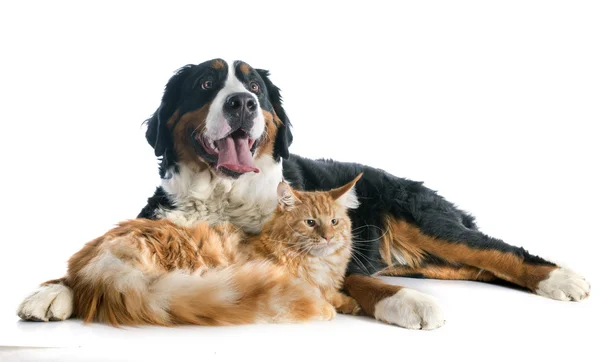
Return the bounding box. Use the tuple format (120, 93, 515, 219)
(145, 59, 293, 178)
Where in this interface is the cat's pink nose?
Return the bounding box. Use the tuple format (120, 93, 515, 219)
(323, 235, 332, 242)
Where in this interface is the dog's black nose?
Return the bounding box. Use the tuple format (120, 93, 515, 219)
(224, 93, 257, 113)
(223, 92, 258, 131)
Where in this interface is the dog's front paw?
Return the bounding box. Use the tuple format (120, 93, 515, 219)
(536, 267, 590, 301)
(373, 288, 445, 330)
(17, 283, 73, 322)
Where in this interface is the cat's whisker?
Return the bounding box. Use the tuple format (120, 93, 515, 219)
(351, 226, 391, 244)
(284, 243, 313, 265)
(350, 245, 383, 274)
(300, 244, 313, 256)
(351, 224, 386, 233)
(263, 237, 305, 249)
(262, 230, 311, 260)
(266, 237, 312, 261)
(351, 237, 382, 243)
(291, 244, 311, 255)
(285, 241, 313, 252)
(351, 245, 383, 265)
(348, 252, 372, 275)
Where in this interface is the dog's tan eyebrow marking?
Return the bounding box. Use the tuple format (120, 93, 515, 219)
(239, 62, 251, 75)
(211, 60, 225, 69)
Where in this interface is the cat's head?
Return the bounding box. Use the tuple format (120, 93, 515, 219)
(272, 173, 363, 257)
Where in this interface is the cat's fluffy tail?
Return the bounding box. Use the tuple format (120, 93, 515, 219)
(70, 261, 335, 326)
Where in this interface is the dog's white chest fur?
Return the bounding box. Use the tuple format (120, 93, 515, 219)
(157, 156, 283, 234)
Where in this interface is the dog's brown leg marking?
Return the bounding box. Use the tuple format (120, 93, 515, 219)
(343, 274, 402, 317)
(379, 217, 557, 291)
(378, 264, 497, 282)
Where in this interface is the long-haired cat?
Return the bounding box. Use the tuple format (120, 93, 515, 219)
(22, 174, 363, 326)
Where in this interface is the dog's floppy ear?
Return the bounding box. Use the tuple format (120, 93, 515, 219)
(256, 69, 293, 161)
(145, 65, 195, 158)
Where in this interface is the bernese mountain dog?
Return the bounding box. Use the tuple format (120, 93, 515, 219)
(17, 59, 590, 330)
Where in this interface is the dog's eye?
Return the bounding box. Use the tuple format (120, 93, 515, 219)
(331, 219, 338, 225)
(202, 80, 213, 90)
(249, 81, 260, 93)
(306, 219, 316, 227)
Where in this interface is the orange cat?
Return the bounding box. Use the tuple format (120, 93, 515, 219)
(45, 174, 362, 326)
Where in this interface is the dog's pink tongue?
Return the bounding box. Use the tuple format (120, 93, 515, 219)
(216, 135, 259, 174)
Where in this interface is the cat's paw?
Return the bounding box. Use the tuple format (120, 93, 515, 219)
(337, 296, 362, 315)
(536, 267, 590, 301)
(316, 302, 337, 321)
(373, 288, 445, 330)
(17, 283, 73, 322)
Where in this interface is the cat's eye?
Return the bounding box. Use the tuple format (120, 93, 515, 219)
(331, 219, 338, 225)
(305, 219, 316, 227)
(249, 81, 260, 93)
(202, 80, 213, 90)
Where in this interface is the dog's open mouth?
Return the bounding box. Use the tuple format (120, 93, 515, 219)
(193, 129, 259, 176)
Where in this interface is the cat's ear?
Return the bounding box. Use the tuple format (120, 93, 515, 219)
(329, 173, 363, 209)
(277, 181, 298, 210)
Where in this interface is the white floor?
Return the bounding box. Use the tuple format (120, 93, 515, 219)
(1, 276, 597, 362)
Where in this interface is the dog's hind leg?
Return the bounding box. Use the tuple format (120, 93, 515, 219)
(382, 214, 590, 302)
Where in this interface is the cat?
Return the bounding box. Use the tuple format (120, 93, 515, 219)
(27, 174, 363, 326)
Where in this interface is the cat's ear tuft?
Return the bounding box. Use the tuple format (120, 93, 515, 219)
(277, 181, 297, 210)
(330, 173, 363, 209)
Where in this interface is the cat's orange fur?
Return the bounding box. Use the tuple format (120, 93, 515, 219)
(63, 174, 362, 326)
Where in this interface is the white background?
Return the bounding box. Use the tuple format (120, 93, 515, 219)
(0, 1, 598, 361)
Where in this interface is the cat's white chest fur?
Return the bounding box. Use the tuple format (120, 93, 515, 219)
(157, 156, 283, 234)
(301, 247, 352, 291)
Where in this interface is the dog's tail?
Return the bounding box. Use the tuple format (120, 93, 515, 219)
(70, 261, 334, 326)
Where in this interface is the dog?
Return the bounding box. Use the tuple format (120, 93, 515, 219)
(17, 59, 590, 330)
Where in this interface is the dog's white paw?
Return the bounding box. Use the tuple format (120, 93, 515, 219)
(373, 288, 445, 330)
(17, 283, 74, 321)
(536, 267, 590, 301)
